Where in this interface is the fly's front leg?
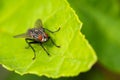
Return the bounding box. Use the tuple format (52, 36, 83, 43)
(25, 38, 38, 60)
(48, 37, 60, 48)
(40, 43, 50, 56)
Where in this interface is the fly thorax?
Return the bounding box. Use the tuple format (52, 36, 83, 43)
(28, 28, 48, 42)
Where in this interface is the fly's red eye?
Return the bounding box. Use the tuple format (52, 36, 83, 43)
(38, 35, 42, 41)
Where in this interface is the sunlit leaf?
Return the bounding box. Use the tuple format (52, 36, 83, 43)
(0, 0, 97, 78)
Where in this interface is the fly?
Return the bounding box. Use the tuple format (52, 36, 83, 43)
(14, 19, 60, 60)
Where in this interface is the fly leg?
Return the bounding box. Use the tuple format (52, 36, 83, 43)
(40, 43, 51, 56)
(25, 38, 38, 60)
(44, 27, 60, 33)
(44, 27, 60, 47)
(25, 38, 34, 49)
(48, 37, 60, 48)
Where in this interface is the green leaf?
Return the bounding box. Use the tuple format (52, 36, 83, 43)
(0, 0, 97, 78)
(68, 0, 120, 73)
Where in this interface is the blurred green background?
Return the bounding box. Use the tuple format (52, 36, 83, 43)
(0, 0, 120, 80)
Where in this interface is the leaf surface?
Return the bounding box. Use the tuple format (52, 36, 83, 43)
(0, 0, 97, 78)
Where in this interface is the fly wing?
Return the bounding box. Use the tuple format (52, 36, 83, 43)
(13, 33, 31, 38)
(34, 19, 43, 28)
